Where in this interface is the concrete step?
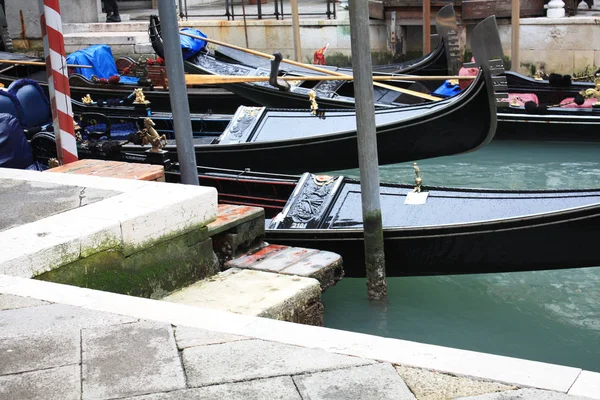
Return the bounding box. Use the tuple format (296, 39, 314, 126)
(208, 204, 266, 268)
(162, 268, 324, 325)
(226, 244, 344, 291)
(63, 32, 153, 56)
(63, 21, 148, 35)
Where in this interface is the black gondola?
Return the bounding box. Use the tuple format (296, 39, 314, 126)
(156, 165, 600, 278)
(103, 58, 497, 173)
(155, 11, 600, 142)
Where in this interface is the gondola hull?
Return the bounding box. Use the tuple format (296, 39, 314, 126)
(267, 206, 600, 277)
(159, 167, 600, 277)
(119, 66, 496, 174)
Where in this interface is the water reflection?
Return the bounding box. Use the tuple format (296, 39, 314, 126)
(323, 140, 600, 371)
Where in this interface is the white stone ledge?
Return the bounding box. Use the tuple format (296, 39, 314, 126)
(1, 274, 597, 398)
(0, 168, 218, 275)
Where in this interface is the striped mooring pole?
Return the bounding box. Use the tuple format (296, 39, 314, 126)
(38, 0, 78, 165)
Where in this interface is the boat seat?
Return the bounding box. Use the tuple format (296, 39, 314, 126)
(0, 90, 25, 126)
(8, 79, 52, 129)
(0, 112, 35, 170)
(507, 93, 539, 106)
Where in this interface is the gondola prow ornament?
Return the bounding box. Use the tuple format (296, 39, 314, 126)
(140, 117, 167, 152)
(413, 162, 423, 193)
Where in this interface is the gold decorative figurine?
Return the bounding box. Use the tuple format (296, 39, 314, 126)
(308, 90, 319, 115)
(413, 162, 423, 193)
(133, 88, 149, 104)
(579, 77, 600, 107)
(140, 117, 168, 152)
(82, 94, 93, 105)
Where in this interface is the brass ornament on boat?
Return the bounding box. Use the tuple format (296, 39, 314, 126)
(312, 174, 335, 186)
(308, 90, 319, 115)
(82, 94, 93, 104)
(133, 88, 149, 104)
(413, 162, 423, 193)
(579, 77, 600, 107)
(139, 117, 168, 152)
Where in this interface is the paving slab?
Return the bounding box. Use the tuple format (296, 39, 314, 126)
(0, 364, 80, 400)
(174, 325, 249, 349)
(395, 365, 516, 400)
(569, 371, 600, 398)
(82, 321, 186, 399)
(181, 339, 376, 387)
(0, 330, 80, 375)
(0, 303, 136, 338)
(294, 363, 416, 400)
(0, 178, 118, 232)
(456, 388, 594, 399)
(121, 376, 302, 400)
(0, 294, 48, 310)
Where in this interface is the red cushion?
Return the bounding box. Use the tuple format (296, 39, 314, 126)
(560, 97, 598, 108)
(508, 93, 539, 105)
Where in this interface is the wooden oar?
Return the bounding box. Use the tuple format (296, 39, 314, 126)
(179, 31, 447, 101)
(184, 74, 475, 85)
(0, 59, 93, 68)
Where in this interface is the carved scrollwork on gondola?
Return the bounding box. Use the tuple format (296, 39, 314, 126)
(269, 173, 344, 229)
(217, 106, 266, 144)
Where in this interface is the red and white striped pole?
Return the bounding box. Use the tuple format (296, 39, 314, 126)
(39, 0, 78, 165)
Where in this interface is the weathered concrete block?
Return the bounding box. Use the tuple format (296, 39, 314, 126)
(82, 322, 186, 399)
(181, 339, 375, 387)
(0, 365, 80, 400)
(36, 229, 219, 299)
(163, 268, 323, 325)
(294, 363, 416, 400)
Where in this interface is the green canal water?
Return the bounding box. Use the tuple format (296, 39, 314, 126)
(324, 140, 600, 372)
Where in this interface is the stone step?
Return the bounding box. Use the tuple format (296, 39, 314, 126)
(226, 244, 344, 290)
(207, 204, 266, 268)
(63, 21, 148, 35)
(63, 32, 153, 56)
(162, 268, 324, 325)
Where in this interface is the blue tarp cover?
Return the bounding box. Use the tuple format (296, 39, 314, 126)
(180, 28, 207, 59)
(66, 45, 139, 84)
(433, 81, 462, 98)
(0, 113, 34, 169)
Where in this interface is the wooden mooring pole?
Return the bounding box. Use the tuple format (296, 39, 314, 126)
(158, 0, 199, 186)
(291, 0, 302, 62)
(511, 0, 520, 72)
(422, 0, 431, 56)
(348, 0, 387, 300)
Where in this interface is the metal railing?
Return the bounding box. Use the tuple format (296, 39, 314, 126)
(178, 0, 337, 21)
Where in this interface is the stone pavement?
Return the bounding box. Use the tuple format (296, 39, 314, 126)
(1, 276, 599, 400)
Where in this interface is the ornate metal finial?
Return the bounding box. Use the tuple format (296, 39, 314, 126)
(413, 162, 423, 193)
(308, 90, 319, 115)
(133, 88, 149, 104)
(579, 78, 600, 107)
(82, 94, 93, 105)
(139, 117, 168, 152)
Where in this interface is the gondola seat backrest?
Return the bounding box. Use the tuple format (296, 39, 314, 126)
(0, 112, 34, 169)
(8, 79, 52, 129)
(0, 90, 25, 126)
